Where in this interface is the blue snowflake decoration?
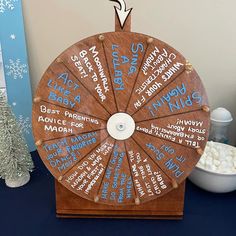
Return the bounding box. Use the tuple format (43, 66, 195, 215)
(5, 59, 27, 79)
(0, 0, 18, 13)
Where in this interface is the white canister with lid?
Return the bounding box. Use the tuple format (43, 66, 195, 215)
(209, 107, 233, 144)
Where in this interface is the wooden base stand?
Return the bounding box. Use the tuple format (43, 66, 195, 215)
(55, 181, 186, 219)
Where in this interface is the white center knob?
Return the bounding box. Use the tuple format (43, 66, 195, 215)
(107, 113, 135, 140)
(116, 123, 126, 131)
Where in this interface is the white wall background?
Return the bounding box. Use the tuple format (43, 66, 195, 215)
(22, 0, 236, 145)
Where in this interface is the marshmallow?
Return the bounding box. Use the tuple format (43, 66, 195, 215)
(197, 141, 236, 174)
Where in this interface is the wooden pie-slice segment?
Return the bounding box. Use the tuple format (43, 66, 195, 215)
(133, 69, 209, 122)
(132, 132, 201, 183)
(125, 138, 173, 204)
(59, 35, 117, 114)
(61, 137, 115, 202)
(136, 110, 210, 149)
(34, 62, 110, 120)
(97, 141, 135, 205)
(32, 101, 107, 141)
(103, 32, 148, 112)
(126, 37, 186, 115)
(36, 130, 109, 178)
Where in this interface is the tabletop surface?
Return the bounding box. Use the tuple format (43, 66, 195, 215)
(1, 151, 236, 236)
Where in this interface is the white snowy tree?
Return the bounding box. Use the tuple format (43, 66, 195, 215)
(0, 92, 34, 187)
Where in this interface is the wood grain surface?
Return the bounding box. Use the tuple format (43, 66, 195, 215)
(32, 31, 210, 206)
(55, 180, 185, 219)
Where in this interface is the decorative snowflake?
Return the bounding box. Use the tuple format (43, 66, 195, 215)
(5, 59, 28, 80)
(18, 115, 32, 135)
(0, 0, 18, 13)
(10, 34, 16, 40)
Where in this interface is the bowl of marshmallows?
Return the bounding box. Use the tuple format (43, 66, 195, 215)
(189, 141, 236, 193)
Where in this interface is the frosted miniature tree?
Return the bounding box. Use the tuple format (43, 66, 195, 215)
(0, 93, 34, 187)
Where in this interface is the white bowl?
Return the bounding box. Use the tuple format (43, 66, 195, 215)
(188, 142, 236, 193)
(189, 166, 236, 193)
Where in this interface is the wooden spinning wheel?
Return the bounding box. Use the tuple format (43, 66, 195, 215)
(32, 6, 210, 210)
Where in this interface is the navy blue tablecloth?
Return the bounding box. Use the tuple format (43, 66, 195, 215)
(1, 151, 236, 236)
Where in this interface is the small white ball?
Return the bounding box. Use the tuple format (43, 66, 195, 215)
(199, 158, 205, 166)
(213, 160, 221, 167)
